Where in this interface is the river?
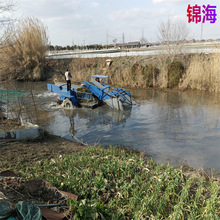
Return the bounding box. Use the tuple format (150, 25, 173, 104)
(1, 81, 220, 172)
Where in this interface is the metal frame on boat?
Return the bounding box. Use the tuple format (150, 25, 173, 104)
(47, 75, 132, 111)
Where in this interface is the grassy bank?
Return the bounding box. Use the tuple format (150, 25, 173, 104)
(16, 145, 220, 219)
(49, 53, 220, 93)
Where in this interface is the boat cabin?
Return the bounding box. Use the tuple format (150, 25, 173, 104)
(92, 75, 108, 85)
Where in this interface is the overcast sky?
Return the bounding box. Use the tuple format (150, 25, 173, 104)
(15, 0, 220, 46)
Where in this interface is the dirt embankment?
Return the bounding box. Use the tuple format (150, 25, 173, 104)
(0, 133, 84, 172)
(46, 53, 220, 93)
(2, 53, 220, 93)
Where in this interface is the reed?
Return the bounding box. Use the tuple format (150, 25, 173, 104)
(0, 17, 48, 81)
(180, 53, 220, 92)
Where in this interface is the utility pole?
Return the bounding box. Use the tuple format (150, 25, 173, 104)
(201, 23, 203, 40)
(122, 33, 125, 43)
(106, 29, 108, 46)
(141, 28, 144, 44)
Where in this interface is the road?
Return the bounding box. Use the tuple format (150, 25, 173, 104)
(47, 41, 220, 59)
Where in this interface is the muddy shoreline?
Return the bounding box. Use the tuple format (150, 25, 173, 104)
(1, 132, 220, 178)
(0, 132, 85, 172)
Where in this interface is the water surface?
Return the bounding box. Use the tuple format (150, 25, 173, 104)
(1, 81, 220, 171)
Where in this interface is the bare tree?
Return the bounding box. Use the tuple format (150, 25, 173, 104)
(0, 1, 16, 48)
(0, 1, 16, 26)
(158, 18, 189, 59)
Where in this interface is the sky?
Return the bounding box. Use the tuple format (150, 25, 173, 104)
(9, 0, 220, 46)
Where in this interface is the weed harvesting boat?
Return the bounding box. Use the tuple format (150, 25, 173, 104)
(47, 75, 132, 111)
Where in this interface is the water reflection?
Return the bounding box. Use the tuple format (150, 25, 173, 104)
(46, 88, 220, 171)
(130, 90, 220, 170)
(63, 106, 130, 129)
(46, 105, 131, 144)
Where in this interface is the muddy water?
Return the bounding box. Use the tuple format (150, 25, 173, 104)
(1, 81, 220, 171)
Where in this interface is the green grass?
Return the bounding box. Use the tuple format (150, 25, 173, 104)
(17, 146, 220, 219)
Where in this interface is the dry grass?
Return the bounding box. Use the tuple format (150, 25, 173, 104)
(69, 57, 106, 82)
(0, 17, 48, 81)
(180, 54, 220, 92)
(68, 56, 161, 88)
(54, 53, 220, 93)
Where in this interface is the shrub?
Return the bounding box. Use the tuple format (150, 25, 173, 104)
(167, 61, 184, 88)
(129, 62, 144, 81)
(0, 17, 49, 81)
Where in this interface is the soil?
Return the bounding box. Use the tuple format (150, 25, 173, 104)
(0, 176, 69, 204)
(0, 132, 85, 171)
(0, 133, 83, 218)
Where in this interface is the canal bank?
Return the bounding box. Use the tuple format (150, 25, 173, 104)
(2, 52, 220, 93)
(45, 52, 220, 94)
(0, 132, 85, 171)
